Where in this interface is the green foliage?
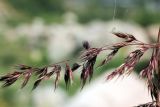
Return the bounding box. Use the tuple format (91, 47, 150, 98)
(4, 0, 160, 26)
(6, 0, 65, 15)
(0, 35, 49, 72)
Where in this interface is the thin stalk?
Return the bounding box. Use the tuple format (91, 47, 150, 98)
(101, 42, 160, 51)
(156, 27, 160, 107)
(47, 59, 70, 67)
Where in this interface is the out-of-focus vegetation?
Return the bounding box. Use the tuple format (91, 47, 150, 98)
(0, 35, 49, 70)
(6, 0, 65, 25)
(3, 0, 160, 26)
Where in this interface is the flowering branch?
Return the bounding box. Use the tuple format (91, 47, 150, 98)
(0, 28, 160, 106)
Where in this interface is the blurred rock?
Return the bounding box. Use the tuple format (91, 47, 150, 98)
(32, 86, 67, 107)
(15, 18, 46, 39)
(65, 71, 152, 107)
(47, 32, 77, 62)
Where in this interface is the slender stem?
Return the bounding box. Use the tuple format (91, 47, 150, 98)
(157, 27, 160, 66)
(48, 59, 70, 67)
(157, 28, 160, 107)
(101, 41, 160, 51)
(155, 27, 160, 107)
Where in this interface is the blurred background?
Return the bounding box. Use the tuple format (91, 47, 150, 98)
(0, 0, 159, 107)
